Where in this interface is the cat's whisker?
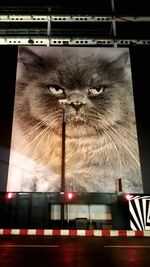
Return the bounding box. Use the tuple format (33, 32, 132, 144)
(102, 121, 140, 167)
(34, 117, 61, 135)
(14, 124, 47, 149)
(90, 121, 123, 172)
(89, 113, 140, 167)
(105, 113, 138, 145)
(31, 126, 51, 157)
(102, 129, 123, 172)
(20, 127, 49, 154)
(14, 114, 51, 143)
(111, 128, 137, 153)
(102, 116, 138, 154)
(90, 112, 138, 156)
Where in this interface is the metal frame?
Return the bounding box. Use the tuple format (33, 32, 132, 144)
(0, 11, 150, 46)
(0, 15, 150, 22)
(0, 37, 150, 46)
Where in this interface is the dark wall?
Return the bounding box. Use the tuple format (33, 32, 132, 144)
(0, 193, 50, 228)
(130, 46, 150, 193)
(0, 46, 18, 191)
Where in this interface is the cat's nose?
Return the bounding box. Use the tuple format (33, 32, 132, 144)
(69, 101, 86, 111)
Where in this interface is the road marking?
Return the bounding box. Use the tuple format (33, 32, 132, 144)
(105, 245, 150, 248)
(0, 245, 59, 248)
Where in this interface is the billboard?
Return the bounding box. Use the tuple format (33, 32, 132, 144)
(6, 46, 143, 193)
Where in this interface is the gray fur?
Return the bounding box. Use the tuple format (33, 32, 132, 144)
(8, 47, 143, 193)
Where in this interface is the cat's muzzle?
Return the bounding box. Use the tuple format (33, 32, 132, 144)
(59, 99, 86, 109)
(58, 99, 70, 106)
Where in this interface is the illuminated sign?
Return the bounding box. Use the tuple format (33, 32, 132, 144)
(7, 46, 143, 193)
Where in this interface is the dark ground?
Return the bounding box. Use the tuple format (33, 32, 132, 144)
(0, 235, 150, 267)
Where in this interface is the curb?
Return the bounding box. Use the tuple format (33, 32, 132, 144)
(0, 229, 150, 237)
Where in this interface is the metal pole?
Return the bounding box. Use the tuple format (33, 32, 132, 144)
(111, 0, 117, 48)
(47, 15, 51, 46)
(116, 178, 122, 192)
(118, 178, 122, 192)
(60, 107, 66, 228)
(61, 107, 66, 192)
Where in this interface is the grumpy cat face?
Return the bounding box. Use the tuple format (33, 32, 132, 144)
(7, 47, 143, 193)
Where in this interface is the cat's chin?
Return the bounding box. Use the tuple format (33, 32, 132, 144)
(65, 125, 97, 139)
(67, 115, 86, 125)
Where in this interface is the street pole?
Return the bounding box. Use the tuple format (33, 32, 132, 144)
(60, 106, 66, 228)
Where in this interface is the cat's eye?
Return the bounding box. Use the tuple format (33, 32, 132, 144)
(88, 86, 105, 96)
(48, 86, 64, 95)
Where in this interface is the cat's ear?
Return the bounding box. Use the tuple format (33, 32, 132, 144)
(18, 46, 45, 70)
(110, 51, 129, 70)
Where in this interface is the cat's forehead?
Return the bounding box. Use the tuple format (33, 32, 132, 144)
(18, 46, 129, 88)
(29, 46, 127, 59)
(45, 48, 106, 66)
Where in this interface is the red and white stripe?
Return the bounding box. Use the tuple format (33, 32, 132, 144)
(0, 229, 150, 236)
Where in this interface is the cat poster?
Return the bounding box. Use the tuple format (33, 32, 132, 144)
(7, 46, 143, 193)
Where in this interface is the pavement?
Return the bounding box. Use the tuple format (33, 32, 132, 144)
(0, 235, 150, 267)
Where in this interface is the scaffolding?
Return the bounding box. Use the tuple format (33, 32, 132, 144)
(0, 14, 150, 46)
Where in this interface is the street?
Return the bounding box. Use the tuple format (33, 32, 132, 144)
(0, 236, 150, 267)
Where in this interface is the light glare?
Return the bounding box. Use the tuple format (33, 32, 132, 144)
(125, 194, 134, 201)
